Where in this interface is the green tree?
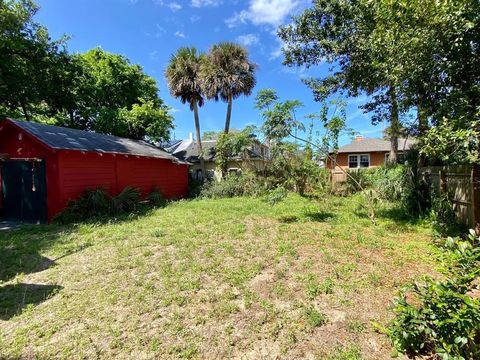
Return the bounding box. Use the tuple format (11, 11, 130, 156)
(215, 126, 256, 177)
(62, 48, 171, 141)
(278, 0, 404, 162)
(165, 47, 206, 177)
(199, 42, 257, 133)
(0, 0, 75, 121)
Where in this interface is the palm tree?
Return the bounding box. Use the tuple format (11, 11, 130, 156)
(199, 42, 257, 134)
(165, 47, 206, 178)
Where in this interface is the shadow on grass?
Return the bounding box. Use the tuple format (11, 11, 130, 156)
(278, 211, 336, 224)
(0, 283, 63, 320)
(0, 222, 93, 283)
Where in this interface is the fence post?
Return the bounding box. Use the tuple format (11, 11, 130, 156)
(472, 164, 480, 234)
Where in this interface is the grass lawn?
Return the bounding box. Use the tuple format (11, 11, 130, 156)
(0, 194, 437, 359)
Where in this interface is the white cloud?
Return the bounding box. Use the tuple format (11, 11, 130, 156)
(226, 0, 300, 28)
(174, 31, 186, 38)
(191, 0, 222, 7)
(168, 2, 182, 11)
(236, 33, 259, 46)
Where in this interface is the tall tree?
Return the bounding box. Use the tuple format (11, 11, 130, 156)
(199, 42, 257, 133)
(279, 0, 405, 162)
(165, 47, 206, 177)
(0, 0, 75, 121)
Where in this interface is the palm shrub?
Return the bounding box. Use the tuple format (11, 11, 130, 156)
(112, 187, 141, 214)
(149, 187, 166, 207)
(55, 188, 111, 223)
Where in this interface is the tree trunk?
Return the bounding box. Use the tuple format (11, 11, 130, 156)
(21, 102, 30, 121)
(417, 103, 428, 167)
(193, 101, 206, 181)
(224, 94, 232, 134)
(388, 86, 400, 164)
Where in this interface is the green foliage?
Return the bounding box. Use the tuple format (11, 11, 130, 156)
(116, 100, 173, 142)
(199, 173, 267, 199)
(199, 42, 257, 133)
(56, 186, 144, 223)
(372, 166, 408, 202)
(264, 186, 287, 206)
(112, 187, 141, 214)
(429, 192, 462, 236)
(388, 231, 480, 359)
(421, 119, 480, 165)
(55, 188, 111, 223)
(279, 0, 480, 165)
(304, 306, 327, 328)
(215, 126, 256, 176)
(1, 2, 172, 142)
(149, 187, 166, 207)
(165, 46, 206, 175)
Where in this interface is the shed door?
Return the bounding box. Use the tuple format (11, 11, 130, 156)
(1, 160, 47, 223)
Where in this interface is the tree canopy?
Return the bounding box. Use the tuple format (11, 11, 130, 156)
(0, 0, 173, 142)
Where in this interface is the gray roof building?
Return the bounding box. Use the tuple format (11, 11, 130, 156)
(335, 137, 416, 154)
(7, 118, 181, 162)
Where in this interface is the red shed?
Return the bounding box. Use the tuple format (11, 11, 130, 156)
(0, 118, 188, 223)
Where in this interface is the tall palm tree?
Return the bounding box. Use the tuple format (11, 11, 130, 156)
(199, 42, 257, 134)
(165, 47, 206, 178)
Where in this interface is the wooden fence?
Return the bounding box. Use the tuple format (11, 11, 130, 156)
(418, 165, 478, 228)
(330, 165, 479, 229)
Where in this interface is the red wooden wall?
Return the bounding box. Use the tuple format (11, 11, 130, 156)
(0, 120, 189, 222)
(56, 151, 188, 213)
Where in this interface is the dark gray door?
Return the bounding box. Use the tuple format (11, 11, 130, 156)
(1, 160, 47, 223)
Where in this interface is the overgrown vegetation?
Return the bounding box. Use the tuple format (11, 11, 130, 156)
(55, 186, 165, 223)
(387, 230, 480, 359)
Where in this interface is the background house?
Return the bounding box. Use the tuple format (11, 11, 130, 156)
(165, 134, 269, 180)
(327, 136, 416, 178)
(0, 118, 188, 223)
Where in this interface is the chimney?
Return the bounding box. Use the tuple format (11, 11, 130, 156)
(355, 135, 364, 142)
(189, 132, 193, 141)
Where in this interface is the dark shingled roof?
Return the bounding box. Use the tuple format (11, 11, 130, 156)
(5, 118, 181, 161)
(335, 137, 416, 154)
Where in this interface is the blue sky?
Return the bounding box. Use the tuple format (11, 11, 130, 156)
(35, 0, 384, 145)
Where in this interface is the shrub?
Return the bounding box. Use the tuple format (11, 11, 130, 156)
(56, 186, 143, 223)
(112, 187, 141, 214)
(55, 188, 111, 223)
(387, 230, 480, 359)
(372, 165, 408, 201)
(429, 192, 463, 236)
(200, 172, 267, 199)
(264, 186, 288, 205)
(149, 187, 166, 207)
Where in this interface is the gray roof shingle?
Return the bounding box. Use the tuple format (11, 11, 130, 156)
(6, 118, 181, 161)
(335, 137, 416, 154)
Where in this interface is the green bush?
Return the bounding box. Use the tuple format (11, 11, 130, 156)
(388, 230, 480, 359)
(264, 186, 288, 205)
(56, 186, 143, 223)
(372, 165, 408, 201)
(200, 172, 268, 199)
(149, 187, 166, 207)
(429, 192, 463, 236)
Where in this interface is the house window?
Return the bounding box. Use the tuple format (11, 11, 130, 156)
(348, 155, 358, 168)
(359, 154, 370, 168)
(348, 154, 370, 168)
